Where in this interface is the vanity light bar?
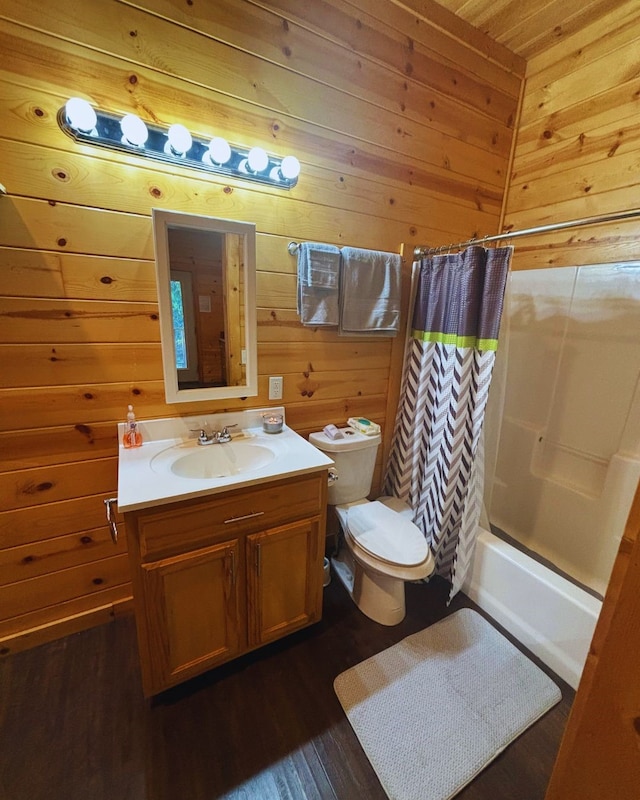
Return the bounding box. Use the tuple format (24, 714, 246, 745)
(58, 97, 301, 189)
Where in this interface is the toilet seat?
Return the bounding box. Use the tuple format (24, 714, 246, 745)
(331, 496, 435, 624)
(346, 500, 429, 567)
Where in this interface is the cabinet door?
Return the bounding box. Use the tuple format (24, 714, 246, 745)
(247, 518, 323, 647)
(139, 540, 240, 695)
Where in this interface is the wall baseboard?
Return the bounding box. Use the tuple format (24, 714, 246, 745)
(0, 596, 133, 658)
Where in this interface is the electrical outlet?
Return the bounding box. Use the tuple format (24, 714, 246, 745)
(269, 376, 283, 400)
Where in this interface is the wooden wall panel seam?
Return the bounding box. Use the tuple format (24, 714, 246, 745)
(520, 40, 640, 121)
(490, 0, 619, 61)
(523, 0, 640, 81)
(0, 591, 132, 646)
(512, 121, 640, 183)
(497, 52, 527, 238)
(0, 195, 501, 269)
(0, 136, 504, 232)
(0, 529, 128, 589)
(123, 0, 520, 130)
(0, 553, 132, 622)
(0, 6, 515, 161)
(0, 96, 510, 219)
(0, 595, 133, 658)
(350, 0, 525, 78)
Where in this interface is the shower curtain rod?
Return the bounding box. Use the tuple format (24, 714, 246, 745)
(413, 207, 640, 259)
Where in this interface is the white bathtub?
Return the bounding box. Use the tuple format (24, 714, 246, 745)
(463, 528, 602, 689)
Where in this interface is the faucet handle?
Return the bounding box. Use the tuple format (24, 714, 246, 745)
(190, 428, 209, 443)
(218, 423, 237, 442)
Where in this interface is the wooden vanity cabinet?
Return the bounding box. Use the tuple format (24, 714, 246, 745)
(124, 471, 327, 696)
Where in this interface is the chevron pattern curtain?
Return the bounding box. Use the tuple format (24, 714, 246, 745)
(384, 245, 511, 601)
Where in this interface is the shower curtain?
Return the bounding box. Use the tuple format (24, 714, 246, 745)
(384, 245, 511, 600)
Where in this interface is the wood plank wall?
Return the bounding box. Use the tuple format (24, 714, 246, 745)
(0, 0, 523, 653)
(502, 0, 640, 270)
(545, 480, 640, 798)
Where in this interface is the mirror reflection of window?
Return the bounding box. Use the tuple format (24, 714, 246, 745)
(168, 228, 228, 389)
(170, 279, 187, 368)
(169, 270, 199, 384)
(152, 209, 257, 403)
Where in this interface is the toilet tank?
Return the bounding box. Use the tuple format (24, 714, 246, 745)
(308, 428, 381, 505)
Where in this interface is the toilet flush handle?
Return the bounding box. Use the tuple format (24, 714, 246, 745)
(328, 467, 338, 485)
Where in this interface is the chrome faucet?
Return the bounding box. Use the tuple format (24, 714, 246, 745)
(191, 424, 237, 445)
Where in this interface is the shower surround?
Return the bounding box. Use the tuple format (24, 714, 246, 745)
(465, 262, 640, 688)
(492, 263, 640, 596)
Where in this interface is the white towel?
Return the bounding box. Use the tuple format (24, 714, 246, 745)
(297, 242, 341, 326)
(339, 247, 401, 336)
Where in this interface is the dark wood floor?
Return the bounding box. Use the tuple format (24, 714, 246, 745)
(0, 574, 573, 800)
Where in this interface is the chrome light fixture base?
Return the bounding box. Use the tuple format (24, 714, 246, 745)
(58, 99, 300, 189)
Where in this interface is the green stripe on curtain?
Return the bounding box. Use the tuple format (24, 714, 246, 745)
(411, 329, 500, 351)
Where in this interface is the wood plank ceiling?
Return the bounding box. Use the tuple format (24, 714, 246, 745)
(431, 0, 633, 59)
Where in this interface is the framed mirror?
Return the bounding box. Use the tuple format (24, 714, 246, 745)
(152, 209, 257, 403)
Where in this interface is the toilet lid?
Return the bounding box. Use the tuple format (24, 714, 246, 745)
(346, 501, 428, 567)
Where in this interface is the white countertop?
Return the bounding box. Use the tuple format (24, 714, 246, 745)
(116, 407, 333, 512)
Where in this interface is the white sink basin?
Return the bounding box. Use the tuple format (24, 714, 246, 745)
(116, 409, 335, 512)
(151, 440, 276, 479)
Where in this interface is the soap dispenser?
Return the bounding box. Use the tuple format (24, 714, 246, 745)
(123, 404, 143, 448)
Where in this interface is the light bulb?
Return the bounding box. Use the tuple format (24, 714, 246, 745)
(247, 146, 269, 173)
(120, 114, 148, 147)
(65, 97, 97, 133)
(166, 124, 192, 156)
(280, 155, 300, 180)
(207, 137, 231, 165)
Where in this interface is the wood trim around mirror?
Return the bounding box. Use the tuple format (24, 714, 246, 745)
(152, 209, 258, 403)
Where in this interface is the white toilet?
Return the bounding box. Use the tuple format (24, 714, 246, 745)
(309, 427, 434, 625)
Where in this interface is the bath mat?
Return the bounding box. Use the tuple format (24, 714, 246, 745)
(334, 608, 561, 800)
